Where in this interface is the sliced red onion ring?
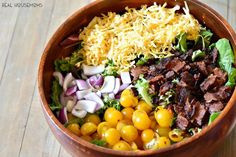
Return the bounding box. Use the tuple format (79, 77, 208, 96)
(113, 78, 121, 94)
(58, 107, 68, 124)
(65, 85, 77, 96)
(87, 75, 104, 89)
(63, 73, 75, 92)
(74, 100, 97, 113)
(76, 89, 92, 99)
(53, 71, 64, 86)
(115, 92, 121, 99)
(82, 64, 105, 76)
(100, 76, 115, 93)
(76, 79, 89, 90)
(118, 83, 130, 92)
(72, 109, 87, 118)
(120, 71, 131, 84)
(84, 92, 104, 110)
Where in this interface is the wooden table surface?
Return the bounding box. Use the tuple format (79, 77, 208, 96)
(0, 0, 235, 157)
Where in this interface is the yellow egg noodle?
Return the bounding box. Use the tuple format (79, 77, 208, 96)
(77, 2, 201, 72)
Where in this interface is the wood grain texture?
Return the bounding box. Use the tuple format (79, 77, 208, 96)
(0, 0, 235, 157)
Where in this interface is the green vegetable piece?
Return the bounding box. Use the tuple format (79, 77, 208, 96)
(64, 118, 84, 128)
(226, 68, 236, 87)
(208, 112, 221, 125)
(159, 89, 175, 106)
(216, 38, 234, 72)
(50, 80, 63, 111)
(192, 50, 206, 62)
(200, 29, 213, 49)
(176, 32, 187, 53)
(136, 56, 149, 66)
(216, 38, 236, 87)
(54, 51, 83, 73)
(91, 139, 107, 147)
(135, 76, 153, 107)
(102, 59, 118, 77)
(96, 96, 122, 116)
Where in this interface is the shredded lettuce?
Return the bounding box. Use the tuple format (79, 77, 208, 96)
(192, 50, 206, 62)
(208, 112, 221, 125)
(135, 76, 153, 107)
(50, 80, 63, 111)
(199, 29, 213, 49)
(102, 59, 118, 77)
(54, 52, 83, 73)
(175, 32, 187, 53)
(216, 38, 236, 87)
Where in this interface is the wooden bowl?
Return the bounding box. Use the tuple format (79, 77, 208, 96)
(38, 0, 236, 157)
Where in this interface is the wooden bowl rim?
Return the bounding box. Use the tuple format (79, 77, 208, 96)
(38, 0, 236, 156)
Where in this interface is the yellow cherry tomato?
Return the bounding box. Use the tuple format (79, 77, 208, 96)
(136, 100, 152, 114)
(104, 128, 121, 145)
(134, 135, 143, 149)
(80, 135, 92, 142)
(104, 108, 123, 127)
(112, 140, 132, 151)
(120, 89, 138, 108)
(121, 125, 138, 142)
(141, 129, 155, 143)
(157, 137, 171, 148)
(132, 110, 151, 130)
(97, 122, 112, 137)
(67, 123, 81, 136)
(154, 109, 174, 127)
(81, 122, 97, 136)
(150, 116, 158, 130)
(130, 142, 138, 150)
(121, 107, 134, 121)
(157, 126, 171, 137)
(169, 129, 184, 142)
(85, 114, 101, 125)
(116, 119, 132, 132)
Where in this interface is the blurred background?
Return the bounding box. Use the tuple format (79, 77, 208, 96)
(0, 0, 235, 157)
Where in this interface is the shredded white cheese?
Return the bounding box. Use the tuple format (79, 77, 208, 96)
(77, 2, 201, 72)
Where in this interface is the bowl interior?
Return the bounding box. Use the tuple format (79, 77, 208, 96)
(38, 0, 236, 156)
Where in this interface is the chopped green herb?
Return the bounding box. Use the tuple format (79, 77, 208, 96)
(172, 78, 179, 84)
(208, 112, 221, 125)
(136, 56, 149, 66)
(175, 32, 187, 53)
(64, 118, 84, 128)
(135, 76, 153, 107)
(50, 80, 63, 111)
(159, 89, 175, 106)
(102, 59, 118, 77)
(192, 50, 206, 62)
(54, 51, 83, 73)
(91, 139, 107, 147)
(96, 96, 122, 116)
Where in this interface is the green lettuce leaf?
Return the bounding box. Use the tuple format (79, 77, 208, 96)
(50, 80, 63, 111)
(208, 112, 221, 125)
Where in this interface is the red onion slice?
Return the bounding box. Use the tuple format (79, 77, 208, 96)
(63, 73, 75, 92)
(84, 92, 104, 110)
(118, 83, 130, 92)
(60, 92, 75, 106)
(87, 75, 104, 89)
(65, 85, 77, 96)
(113, 78, 121, 94)
(82, 64, 105, 76)
(58, 107, 68, 124)
(120, 72, 132, 84)
(74, 100, 97, 113)
(72, 109, 87, 118)
(108, 93, 115, 99)
(53, 71, 64, 86)
(76, 79, 89, 90)
(76, 89, 92, 99)
(100, 76, 115, 93)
